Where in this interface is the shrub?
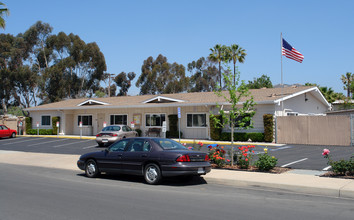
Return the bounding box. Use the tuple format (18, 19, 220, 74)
(27, 129, 54, 135)
(25, 117, 32, 133)
(220, 132, 264, 142)
(210, 115, 222, 140)
(247, 133, 264, 142)
(135, 129, 142, 137)
(255, 148, 278, 171)
(237, 145, 255, 169)
(263, 114, 274, 142)
(208, 145, 226, 167)
(322, 149, 354, 176)
(52, 116, 60, 135)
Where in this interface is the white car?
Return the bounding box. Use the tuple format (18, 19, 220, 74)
(96, 125, 138, 147)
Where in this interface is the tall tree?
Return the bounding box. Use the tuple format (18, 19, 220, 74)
(136, 54, 188, 95)
(341, 72, 353, 98)
(0, 2, 9, 29)
(247, 74, 273, 89)
(226, 44, 246, 85)
(209, 44, 228, 89)
(187, 57, 218, 92)
(114, 72, 136, 96)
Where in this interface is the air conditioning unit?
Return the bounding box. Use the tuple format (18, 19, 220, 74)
(287, 112, 298, 116)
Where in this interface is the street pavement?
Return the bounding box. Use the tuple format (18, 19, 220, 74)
(1, 137, 353, 199)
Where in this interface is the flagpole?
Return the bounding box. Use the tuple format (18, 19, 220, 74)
(280, 32, 284, 116)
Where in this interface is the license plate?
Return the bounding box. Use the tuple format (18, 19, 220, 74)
(102, 139, 108, 143)
(197, 168, 204, 174)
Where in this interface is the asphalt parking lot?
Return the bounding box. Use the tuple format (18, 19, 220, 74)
(0, 136, 353, 171)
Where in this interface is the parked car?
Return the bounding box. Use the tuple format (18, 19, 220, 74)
(78, 137, 211, 184)
(96, 125, 138, 147)
(0, 125, 17, 138)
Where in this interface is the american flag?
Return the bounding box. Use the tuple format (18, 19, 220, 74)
(282, 38, 304, 63)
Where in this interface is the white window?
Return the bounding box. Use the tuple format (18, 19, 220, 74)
(145, 114, 166, 127)
(41, 115, 51, 126)
(187, 113, 206, 127)
(110, 115, 127, 125)
(78, 115, 92, 126)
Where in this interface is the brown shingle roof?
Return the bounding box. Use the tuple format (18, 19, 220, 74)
(26, 86, 316, 111)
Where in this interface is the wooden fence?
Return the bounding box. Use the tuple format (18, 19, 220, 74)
(276, 115, 351, 146)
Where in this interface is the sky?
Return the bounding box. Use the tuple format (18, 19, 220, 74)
(3, 0, 354, 96)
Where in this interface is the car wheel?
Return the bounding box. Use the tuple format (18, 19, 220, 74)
(11, 133, 16, 138)
(85, 159, 99, 178)
(144, 163, 161, 185)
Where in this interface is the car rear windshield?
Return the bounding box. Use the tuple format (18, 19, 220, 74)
(152, 138, 187, 150)
(102, 126, 121, 131)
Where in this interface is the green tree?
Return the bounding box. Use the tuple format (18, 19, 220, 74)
(247, 74, 273, 89)
(226, 44, 246, 85)
(136, 54, 188, 95)
(210, 68, 256, 165)
(0, 2, 9, 29)
(305, 83, 345, 103)
(341, 72, 353, 98)
(187, 57, 218, 92)
(209, 44, 228, 89)
(114, 72, 136, 96)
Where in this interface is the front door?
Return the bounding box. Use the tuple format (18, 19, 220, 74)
(97, 113, 105, 134)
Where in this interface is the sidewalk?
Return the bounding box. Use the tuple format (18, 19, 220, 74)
(1, 150, 353, 199)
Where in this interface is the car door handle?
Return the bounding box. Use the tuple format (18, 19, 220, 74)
(117, 154, 123, 157)
(141, 154, 148, 158)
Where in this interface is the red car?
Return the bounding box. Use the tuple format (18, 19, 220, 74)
(0, 125, 17, 138)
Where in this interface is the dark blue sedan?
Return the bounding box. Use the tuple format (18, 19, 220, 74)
(77, 137, 211, 184)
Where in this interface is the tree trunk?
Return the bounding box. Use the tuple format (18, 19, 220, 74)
(231, 123, 234, 166)
(218, 61, 222, 89)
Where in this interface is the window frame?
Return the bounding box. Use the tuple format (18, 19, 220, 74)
(77, 115, 93, 127)
(41, 115, 51, 127)
(145, 113, 166, 127)
(110, 114, 128, 125)
(186, 113, 207, 128)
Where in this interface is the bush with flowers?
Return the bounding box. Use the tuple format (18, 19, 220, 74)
(322, 149, 354, 176)
(255, 147, 278, 171)
(207, 144, 226, 167)
(237, 145, 255, 169)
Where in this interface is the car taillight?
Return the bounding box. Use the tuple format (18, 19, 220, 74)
(176, 155, 191, 162)
(205, 155, 210, 161)
(110, 133, 118, 137)
(96, 134, 102, 137)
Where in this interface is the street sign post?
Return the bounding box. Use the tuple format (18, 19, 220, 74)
(56, 121, 59, 136)
(162, 121, 166, 138)
(36, 122, 39, 135)
(177, 107, 181, 143)
(103, 121, 107, 128)
(79, 121, 82, 139)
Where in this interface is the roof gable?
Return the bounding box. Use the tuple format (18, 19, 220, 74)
(142, 96, 185, 104)
(77, 99, 110, 106)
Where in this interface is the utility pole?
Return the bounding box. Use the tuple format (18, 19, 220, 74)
(107, 73, 115, 97)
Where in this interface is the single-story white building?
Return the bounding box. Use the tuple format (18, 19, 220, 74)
(25, 86, 330, 139)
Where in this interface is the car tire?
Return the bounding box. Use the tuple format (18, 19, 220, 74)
(85, 159, 99, 178)
(10, 133, 16, 138)
(144, 163, 161, 185)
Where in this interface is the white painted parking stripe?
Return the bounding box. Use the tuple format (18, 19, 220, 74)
(53, 139, 92, 148)
(270, 146, 292, 151)
(83, 145, 98, 149)
(281, 158, 308, 168)
(28, 139, 68, 146)
(323, 166, 332, 171)
(2, 137, 48, 145)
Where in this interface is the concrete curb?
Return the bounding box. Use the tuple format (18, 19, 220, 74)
(1, 150, 353, 199)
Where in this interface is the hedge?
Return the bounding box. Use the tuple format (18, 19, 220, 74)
(52, 116, 60, 135)
(27, 129, 54, 135)
(220, 132, 264, 142)
(25, 117, 32, 133)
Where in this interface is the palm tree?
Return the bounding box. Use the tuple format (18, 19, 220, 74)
(0, 2, 9, 29)
(209, 44, 227, 89)
(340, 72, 353, 98)
(227, 44, 247, 85)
